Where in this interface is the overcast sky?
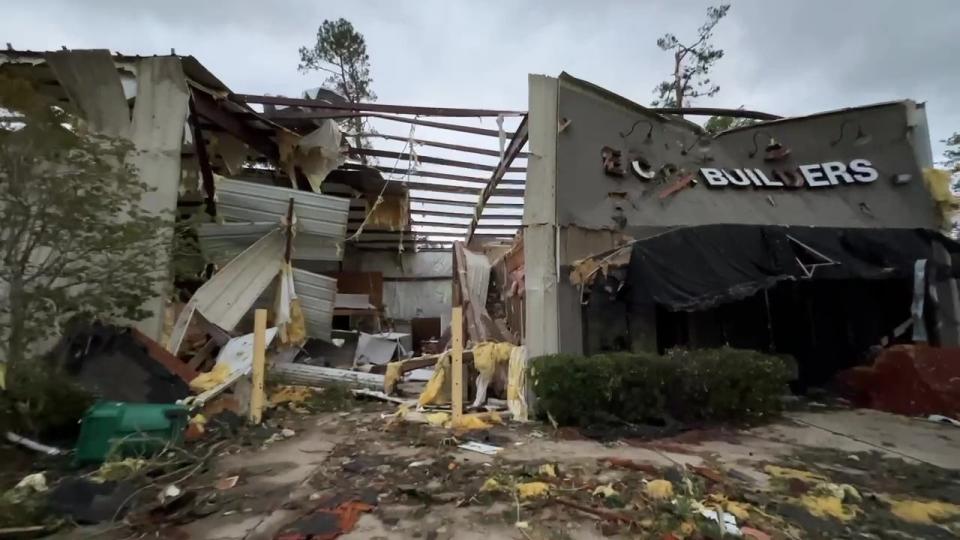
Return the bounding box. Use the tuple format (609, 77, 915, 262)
(4, 0, 958, 162)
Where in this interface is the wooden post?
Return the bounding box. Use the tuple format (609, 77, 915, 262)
(451, 306, 464, 423)
(250, 309, 267, 425)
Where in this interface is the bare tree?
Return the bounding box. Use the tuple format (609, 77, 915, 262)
(299, 18, 377, 164)
(652, 3, 731, 111)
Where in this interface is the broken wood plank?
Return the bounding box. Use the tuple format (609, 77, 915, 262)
(452, 306, 464, 423)
(186, 339, 218, 371)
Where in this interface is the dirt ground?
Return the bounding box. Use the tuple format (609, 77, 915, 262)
(55, 402, 960, 540)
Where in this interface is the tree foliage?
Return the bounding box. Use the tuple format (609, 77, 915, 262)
(299, 18, 376, 164)
(0, 77, 168, 368)
(652, 3, 730, 110)
(944, 132, 960, 172)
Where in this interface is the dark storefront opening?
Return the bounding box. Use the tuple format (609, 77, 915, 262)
(581, 224, 958, 390)
(656, 278, 913, 389)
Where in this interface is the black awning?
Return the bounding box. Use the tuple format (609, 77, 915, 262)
(627, 225, 959, 311)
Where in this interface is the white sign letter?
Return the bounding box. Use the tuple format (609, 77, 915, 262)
(752, 169, 783, 187)
(799, 164, 830, 188)
(725, 169, 750, 187)
(849, 159, 879, 183)
(700, 168, 728, 187)
(822, 161, 856, 185)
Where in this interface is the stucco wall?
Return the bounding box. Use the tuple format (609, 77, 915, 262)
(555, 75, 938, 234)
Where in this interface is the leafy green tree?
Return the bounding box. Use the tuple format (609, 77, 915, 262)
(299, 18, 377, 164)
(704, 115, 757, 134)
(0, 77, 168, 368)
(652, 3, 731, 111)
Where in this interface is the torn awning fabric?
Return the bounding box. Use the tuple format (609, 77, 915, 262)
(626, 225, 960, 311)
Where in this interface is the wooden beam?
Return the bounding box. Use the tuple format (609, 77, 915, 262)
(250, 309, 267, 425)
(451, 305, 464, 423)
(383, 350, 476, 394)
(192, 91, 279, 162)
(466, 116, 529, 242)
(384, 275, 452, 282)
(188, 99, 217, 217)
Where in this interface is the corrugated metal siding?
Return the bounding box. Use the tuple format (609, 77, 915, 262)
(197, 223, 342, 265)
(216, 177, 351, 238)
(246, 267, 337, 342)
(194, 229, 285, 331)
(292, 268, 337, 341)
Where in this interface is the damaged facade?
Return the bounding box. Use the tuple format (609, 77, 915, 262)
(522, 72, 960, 390)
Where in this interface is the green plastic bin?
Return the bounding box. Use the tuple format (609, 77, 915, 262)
(74, 401, 189, 465)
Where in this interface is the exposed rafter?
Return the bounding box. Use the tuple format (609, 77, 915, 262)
(266, 110, 515, 138)
(365, 132, 530, 159)
(466, 116, 529, 242)
(192, 91, 279, 161)
(234, 94, 524, 118)
(372, 166, 525, 187)
(650, 106, 781, 120)
(354, 148, 525, 173)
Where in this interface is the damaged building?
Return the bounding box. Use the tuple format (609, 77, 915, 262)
(2, 47, 958, 406)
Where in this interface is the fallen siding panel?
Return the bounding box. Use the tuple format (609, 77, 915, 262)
(270, 363, 384, 389)
(194, 229, 285, 330)
(167, 229, 284, 353)
(216, 176, 350, 238)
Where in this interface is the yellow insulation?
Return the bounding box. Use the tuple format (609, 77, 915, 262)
(366, 193, 409, 231)
(384, 361, 402, 394)
(507, 345, 528, 421)
(473, 342, 515, 378)
(417, 342, 517, 406)
(923, 167, 959, 230)
(417, 352, 451, 406)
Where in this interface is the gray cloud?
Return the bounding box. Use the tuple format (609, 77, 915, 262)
(3, 0, 957, 158)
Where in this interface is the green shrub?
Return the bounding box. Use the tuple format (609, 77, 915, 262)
(529, 347, 791, 427)
(666, 348, 791, 421)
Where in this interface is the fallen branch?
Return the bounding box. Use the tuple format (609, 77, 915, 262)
(555, 497, 637, 524)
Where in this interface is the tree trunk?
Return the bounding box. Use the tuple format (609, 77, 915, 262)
(673, 52, 684, 115)
(352, 123, 367, 166)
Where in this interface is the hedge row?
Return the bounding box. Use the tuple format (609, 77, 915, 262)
(529, 348, 792, 427)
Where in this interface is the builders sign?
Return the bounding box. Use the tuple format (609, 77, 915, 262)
(698, 159, 879, 189)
